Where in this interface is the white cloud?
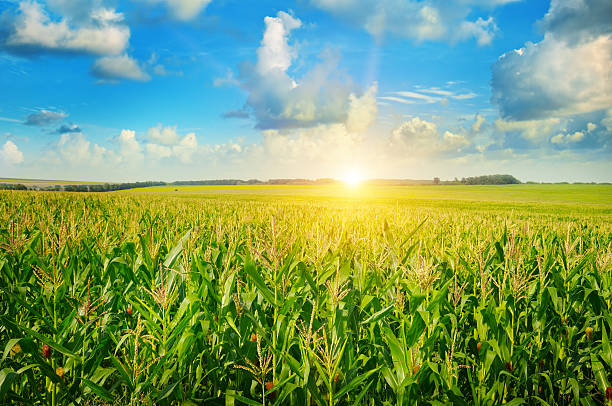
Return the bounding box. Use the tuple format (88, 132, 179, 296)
(389, 117, 470, 155)
(551, 131, 585, 144)
(472, 114, 485, 132)
(262, 124, 361, 164)
(492, 34, 612, 121)
(310, 0, 510, 44)
(256, 11, 302, 75)
(53, 132, 118, 167)
(146, 143, 172, 159)
(5, 1, 129, 56)
(90, 143, 112, 166)
(43, 127, 202, 175)
(378, 96, 415, 105)
(58, 132, 94, 165)
(395, 91, 439, 103)
(147, 124, 180, 145)
(145, 124, 199, 163)
(494, 117, 562, 140)
(118, 129, 144, 163)
(137, 0, 212, 21)
(91, 54, 151, 82)
(540, 0, 612, 44)
(346, 83, 378, 133)
(1, 2, 148, 83)
(492, 0, 612, 126)
(1, 141, 24, 164)
(239, 11, 377, 131)
(457, 17, 497, 46)
(441, 130, 471, 151)
(487, 0, 612, 155)
(172, 132, 198, 163)
(390, 117, 438, 153)
(381, 88, 477, 106)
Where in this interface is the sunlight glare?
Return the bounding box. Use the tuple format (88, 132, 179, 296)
(342, 169, 363, 188)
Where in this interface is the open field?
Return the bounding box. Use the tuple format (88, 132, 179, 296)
(1, 185, 611, 404)
(125, 183, 612, 206)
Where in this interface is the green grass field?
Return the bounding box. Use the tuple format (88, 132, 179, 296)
(126, 183, 612, 206)
(1, 185, 611, 404)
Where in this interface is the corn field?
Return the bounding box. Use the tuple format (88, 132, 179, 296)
(1, 190, 611, 405)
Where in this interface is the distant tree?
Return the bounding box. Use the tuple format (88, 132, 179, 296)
(0, 183, 28, 191)
(460, 174, 520, 185)
(433, 177, 440, 185)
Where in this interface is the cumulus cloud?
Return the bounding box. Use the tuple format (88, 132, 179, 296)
(491, 35, 612, 121)
(256, 12, 302, 75)
(310, 0, 513, 44)
(145, 124, 199, 163)
(91, 54, 151, 82)
(494, 117, 562, 141)
(172, 132, 198, 163)
(491, 0, 612, 124)
(57, 132, 98, 165)
(457, 17, 497, 46)
(117, 129, 144, 163)
(539, 0, 612, 44)
(45, 127, 204, 172)
(551, 131, 585, 145)
(2, 1, 129, 56)
(239, 11, 377, 132)
(146, 143, 172, 159)
(346, 83, 378, 133)
(1, 2, 149, 82)
(147, 124, 180, 145)
(472, 114, 485, 132)
(261, 124, 362, 164)
(486, 0, 612, 156)
(53, 129, 146, 167)
(136, 0, 212, 21)
(54, 132, 118, 167)
(389, 117, 470, 155)
(24, 109, 67, 126)
(1, 141, 24, 164)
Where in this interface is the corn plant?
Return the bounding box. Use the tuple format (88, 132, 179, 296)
(0, 190, 611, 404)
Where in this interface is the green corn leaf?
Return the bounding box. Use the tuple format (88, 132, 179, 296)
(244, 260, 276, 306)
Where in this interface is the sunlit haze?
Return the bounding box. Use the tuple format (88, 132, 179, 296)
(340, 169, 364, 187)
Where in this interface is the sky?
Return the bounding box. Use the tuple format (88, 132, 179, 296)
(0, 0, 610, 183)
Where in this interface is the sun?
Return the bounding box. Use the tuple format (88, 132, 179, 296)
(341, 169, 364, 187)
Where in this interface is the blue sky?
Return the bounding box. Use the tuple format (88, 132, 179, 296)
(0, 0, 610, 182)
